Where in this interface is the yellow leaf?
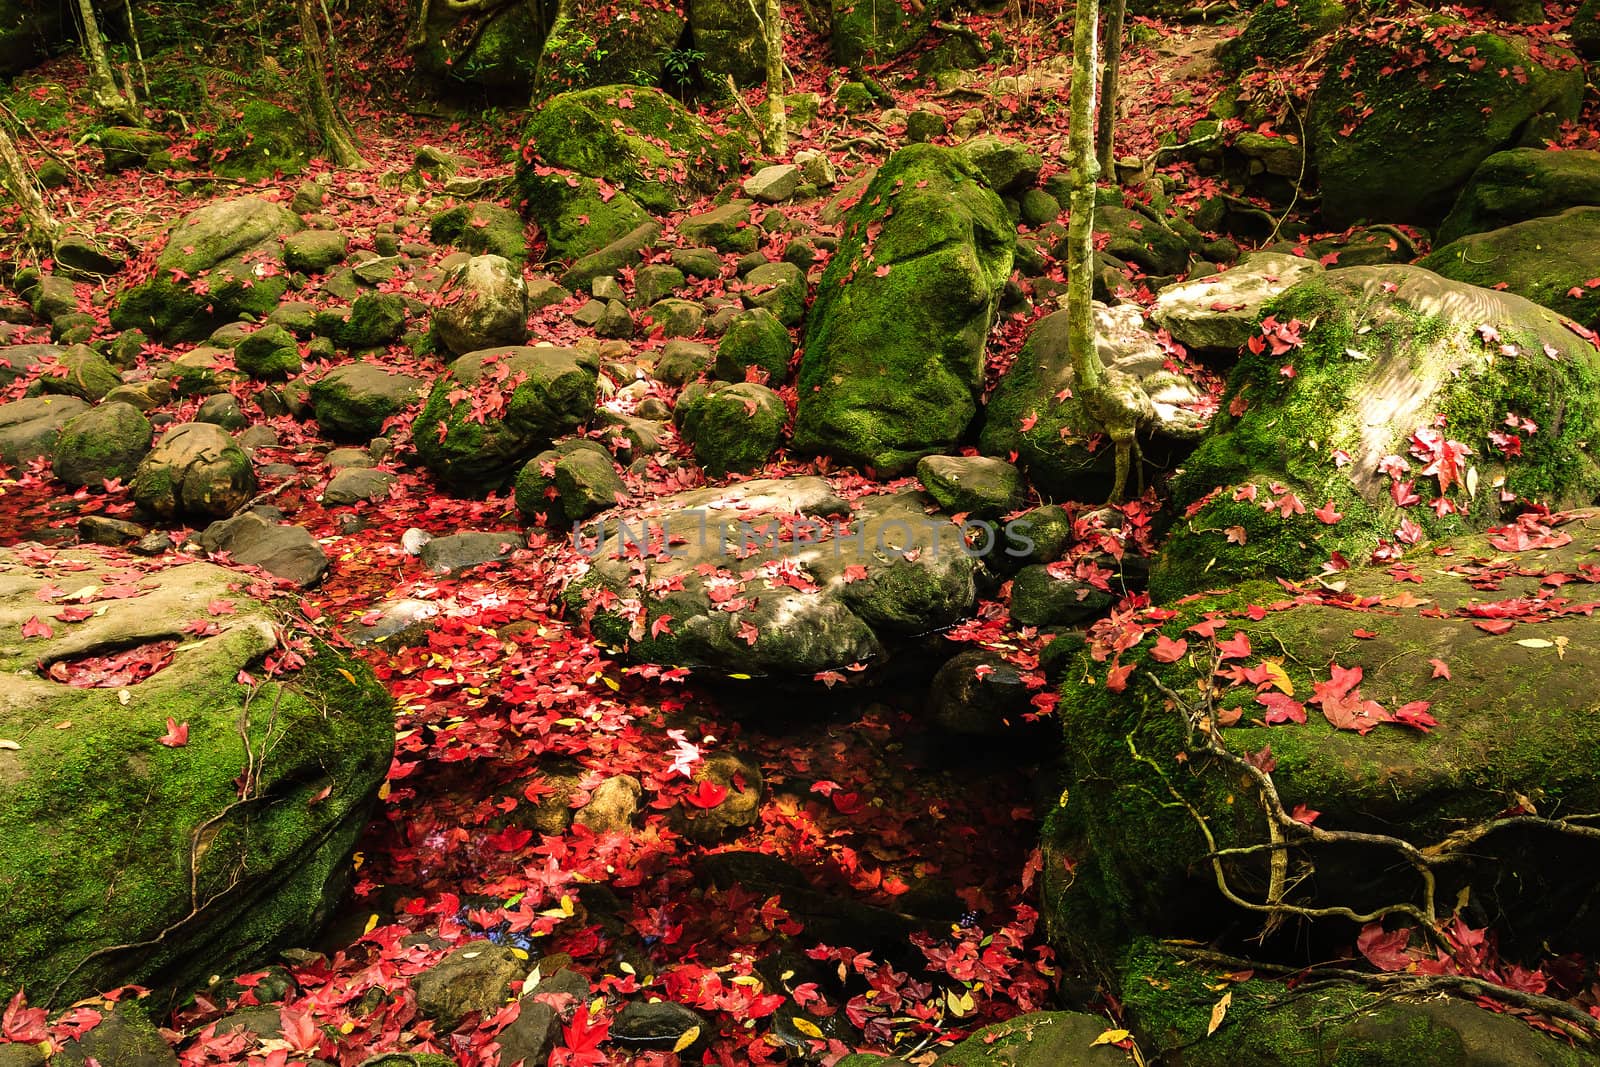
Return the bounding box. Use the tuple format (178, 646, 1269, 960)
(377, 781, 391, 801)
(337, 668, 357, 684)
(352, 851, 364, 871)
(1207, 991, 1232, 1036)
(362, 913, 380, 935)
(601, 676, 621, 691)
(619, 961, 636, 975)
(1262, 661, 1293, 695)
(790, 1018, 823, 1040)
(1091, 1029, 1130, 1046)
(0, 740, 19, 750)
(945, 989, 974, 1017)
(589, 997, 604, 1017)
(672, 1027, 702, 1053)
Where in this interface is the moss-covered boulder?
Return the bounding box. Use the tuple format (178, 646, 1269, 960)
(1118, 943, 1595, 1067)
(794, 144, 1013, 475)
(411, 344, 599, 492)
(691, 0, 764, 85)
(715, 307, 793, 382)
(315, 292, 408, 350)
(233, 324, 303, 381)
(281, 229, 349, 274)
(1219, 0, 1346, 72)
(980, 302, 1208, 502)
(429, 201, 529, 265)
(52, 401, 153, 487)
(99, 126, 169, 173)
(520, 171, 653, 262)
(931, 1012, 1131, 1065)
(1152, 265, 1600, 601)
(213, 101, 309, 181)
(110, 197, 302, 342)
(1421, 207, 1600, 330)
(832, 0, 938, 66)
(35, 343, 120, 401)
(1309, 22, 1583, 227)
(1047, 513, 1600, 971)
(433, 254, 530, 358)
(674, 379, 786, 476)
(415, 0, 552, 93)
(308, 363, 425, 441)
(514, 438, 626, 523)
(0, 547, 394, 1002)
(1437, 148, 1600, 245)
(544, 0, 687, 90)
(130, 422, 256, 520)
(566, 478, 980, 677)
(517, 86, 745, 216)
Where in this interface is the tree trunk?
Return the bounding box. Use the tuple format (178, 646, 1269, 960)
(1065, 0, 1102, 404)
(763, 0, 787, 155)
(76, 0, 139, 124)
(0, 122, 58, 247)
(296, 0, 365, 168)
(1095, 0, 1126, 177)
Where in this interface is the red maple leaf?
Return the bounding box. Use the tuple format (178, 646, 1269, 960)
(685, 779, 729, 809)
(1216, 631, 1252, 661)
(158, 718, 189, 748)
(1150, 635, 1188, 663)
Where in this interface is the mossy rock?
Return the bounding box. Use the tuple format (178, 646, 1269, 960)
(429, 201, 529, 265)
(544, 0, 686, 90)
(415, 0, 551, 92)
(0, 548, 394, 1003)
(1309, 22, 1583, 226)
(513, 438, 626, 523)
(675, 380, 786, 476)
(411, 345, 599, 492)
(99, 126, 169, 173)
(52, 401, 153, 487)
(282, 229, 349, 275)
(1119, 942, 1596, 1066)
(519, 170, 652, 262)
(213, 101, 309, 181)
(931, 1011, 1131, 1065)
(832, 0, 941, 66)
(715, 307, 793, 382)
(691, 0, 765, 85)
(308, 363, 425, 441)
(1152, 265, 1600, 601)
(517, 85, 745, 215)
(130, 421, 256, 520)
(1421, 207, 1600, 330)
(1574, 0, 1600, 57)
(234, 324, 303, 381)
(1437, 148, 1600, 244)
(1046, 515, 1600, 970)
(1220, 0, 1346, 73)
(794, 144, 1013, 475)
(315, 292, 408, 350)
(111, 197, 302, 342)
(36, 344, 120, 402)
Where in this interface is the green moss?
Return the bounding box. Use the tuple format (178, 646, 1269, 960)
(793, 144, 1013, 475)
(831, 0, 940, 65)
(518, 170, 651, 261)
(428, 201, 529, 264)
(676, 381, 785, 475)
(213, 101, 309, 181)
(1420, 208, 1600, 330)
(1221, 0, 1345, 73)
(714, 308, 792, 381)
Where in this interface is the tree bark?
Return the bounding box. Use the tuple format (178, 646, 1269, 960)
(76, 0, 139, 124)
(1095, 0, 1126, 177)
(296, 0, 365, 168)
(0, 122, 57, 247)
(763, 0, 787, 155)
(1065, 0, 1102, 403)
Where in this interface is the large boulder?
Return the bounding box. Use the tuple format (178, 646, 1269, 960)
(110, 196, 302, 341)
(691, 0, 765, 85)
(1149, 252, 1323, 352)
(794, 144, 1014, 475)
(542, 0, 687, 90)
(1219, 0, 1346, 71)
(432, 254, 530, 358)
(979, 302, 1209, 501)
(51, 401, 153, 487)
(415, 0, 551, 93)
(1309, 23, 1583, 227)
(1152, 265, 1600, 601)
(521, 172, 653, 263)
(411, 344, 599, 491)
(1047, 513, 1600, 986)
(1437, 148, 1600, 244)
(1420, 207, 1600, 330)
(516, 86, 745, 216)
(831, 0, 937, 66)
(308, 363, 425, 441)
(0, 547, 394, 1002)
(567, 477, 981, 677)
(0, 395, 89, 471)
(130, 422, 256, 521)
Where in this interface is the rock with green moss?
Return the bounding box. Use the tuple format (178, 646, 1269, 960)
(0, 547, 393, 1003)
(692, 0, 765, 85)
(434, 254, 530, 358)
(52, 401, 153, 487)
(1151, 265, 1600, 600)
(318, 292, 408, 350)
(1048, 514, 1600, 972)
(514, 439, 626, 523)
(234, 324, 303, 381)
(794, 144, 1013, 475)
(415, 0, 549, 92)
(429, 201, 529, 265)
(282, 229, 349, 274)
(49, 1002, 177, 1067)
(1220, 0, 1346, 72)
(517, 86, 745, 216)
(111, 197, 302, 342)
(715, 308, 793, 382)
(0, 395, 88, 470)
(916, 455, 1023, 518)
(309, 363, 425, 441)
(36, 343, 121, 401)
(213, 101, 309, 181)
(1420, 207, 1600, 330)
(1118, 942, 1594, 1067)
(1437, 148, 1600, 244)
(549, 0, 687, 89)
(131, 422, 255, 520)
(1309, 23, 1583, 226)
(679, 201, 757, 254)
(565, 477, 979, 677)
(411, 345, 599, 492)
(674, 380, 786, 476)
(958, 136, 1043, 196)
(743, 261, 807, 327)
(99, 126, 169, 173)
(979, 303, 1208, 501)
(520, 170, 652, 262)
(931, 1011, 1131, 1065)
(832, 0, 938, 65)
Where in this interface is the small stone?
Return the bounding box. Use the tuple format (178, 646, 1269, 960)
(195, 393, 247, 431)
(574, 774, 642, 833)
(412, 941, 526, 1031)
(77, 515, 147, 546)
(670, 247, 723, 279)
(595, 299, 635, 339)
(196, 514, 330, 588)
(743, 164, 801, 204)
(653, 341, 714, 386)
(611, 1000, 710, 1054)
(420, 530, 526, 574)
(323, 467, 396, 506)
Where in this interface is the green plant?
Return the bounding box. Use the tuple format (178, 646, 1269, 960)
(658, 44, 704, 88)
(537, 21, 608, 94)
